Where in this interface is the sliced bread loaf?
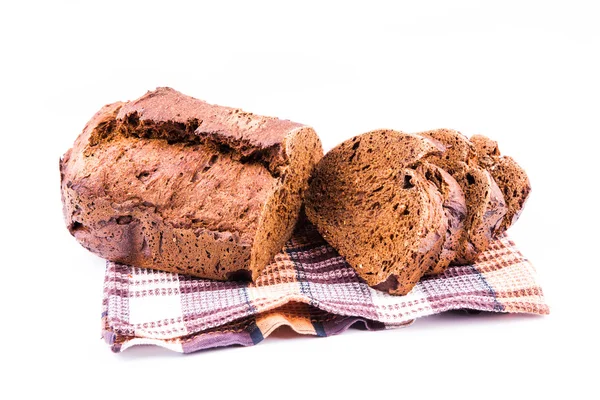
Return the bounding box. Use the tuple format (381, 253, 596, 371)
(418, 129, 507, 264)
(471, 134, 531, 233)
(60, 88, 323, 280)
(305, 130, 451, 295)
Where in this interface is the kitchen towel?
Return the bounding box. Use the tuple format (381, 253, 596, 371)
(102, 219, 549, 353)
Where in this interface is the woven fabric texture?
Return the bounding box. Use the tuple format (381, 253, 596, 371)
(102, 219, 548, 353)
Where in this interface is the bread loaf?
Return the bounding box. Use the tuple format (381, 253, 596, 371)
(60, 88, 323, 280)
(305, 130, 456, 295)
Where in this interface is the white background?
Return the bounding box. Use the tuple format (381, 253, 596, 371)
(1, 1, 598, 398)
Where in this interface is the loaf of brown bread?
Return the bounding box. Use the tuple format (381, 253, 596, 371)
(470, 134, 531, 233)
(418, 129, 507, 264)
(305, 130, 464, 295)
(60, 88, 323, 280)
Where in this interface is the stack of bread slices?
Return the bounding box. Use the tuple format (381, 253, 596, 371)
(305, 129, 530, 295)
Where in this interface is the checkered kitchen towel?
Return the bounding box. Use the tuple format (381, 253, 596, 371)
(102, 219, 549, 353)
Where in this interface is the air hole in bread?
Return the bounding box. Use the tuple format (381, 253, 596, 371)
(116, 215, 132, 225)
(239, 206, 250, 219)
(403, 175, 414, 189)
(68, 221, 87, 233)
(466, 173, 475, 185)
(126, 112, 140, 127)
(202, 154, 219, 172)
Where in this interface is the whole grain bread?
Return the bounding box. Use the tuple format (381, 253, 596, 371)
(60, 88, 323, 280)
(470, 134, 531, 233)
(305, 130, 451, 295)
(418, 129, 507, 264)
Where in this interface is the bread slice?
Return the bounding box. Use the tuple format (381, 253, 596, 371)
(471, 134, 531, 233)
(417, 163, 467, 275)
(305, 130, 449, 295)
(60, 88, 323, 280)
(418, 129, 507, 264)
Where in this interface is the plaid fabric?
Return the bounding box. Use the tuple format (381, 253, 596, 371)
(102, 219, 549, 353)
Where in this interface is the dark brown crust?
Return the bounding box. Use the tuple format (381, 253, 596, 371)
(60, 88, 322, 280)
(306, 130, 448, 296)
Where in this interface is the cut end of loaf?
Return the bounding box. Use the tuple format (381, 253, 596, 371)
(250, 127, 324, 279)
